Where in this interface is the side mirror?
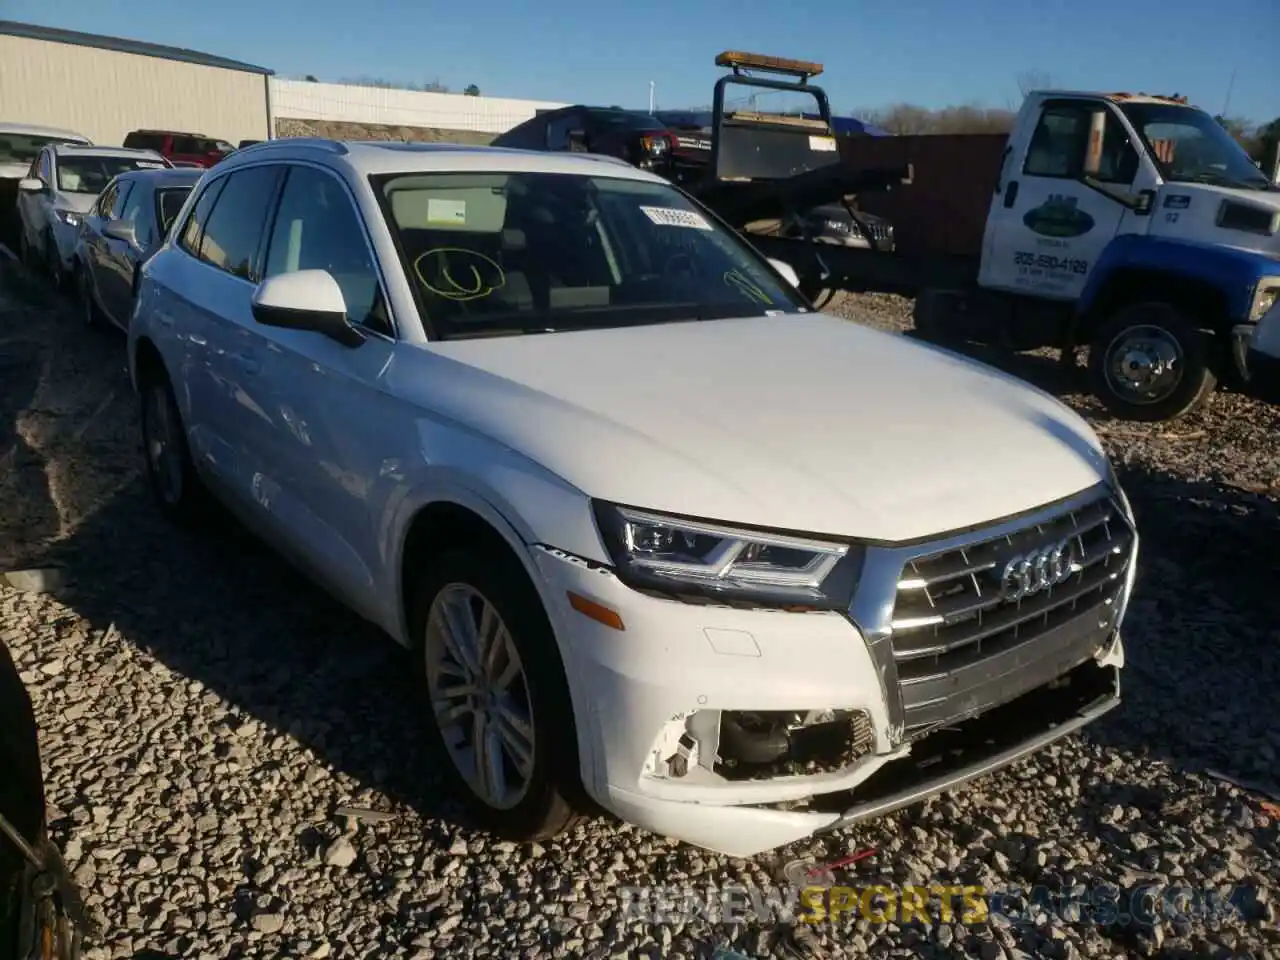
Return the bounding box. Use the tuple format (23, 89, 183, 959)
(768, 258, 802, 289)
(567, 129, 588, 150)
(17, 178, 45, 193)
(250, 270, 366, 348)
(1081, 108, 1107, 179)
(104, 218, 138, 246)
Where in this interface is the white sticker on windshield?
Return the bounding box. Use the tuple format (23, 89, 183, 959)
(427, 198, 467, 224)
(640, 206, 712, 230)
(808, 136, 837, 152)
(136, 161, 168, 169)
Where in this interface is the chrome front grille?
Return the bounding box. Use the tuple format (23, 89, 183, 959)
(886, 492, 1134, 732)
(861, 220, 892, 242)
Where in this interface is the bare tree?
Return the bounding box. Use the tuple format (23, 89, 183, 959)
(1016, 70, 1054, 98)
(857, 103, 1016, 136)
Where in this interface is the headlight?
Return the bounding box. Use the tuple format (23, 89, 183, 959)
(1250, 281, 1280, 322)
(54, 209, 81, 227)
(591, 501, 863, 609)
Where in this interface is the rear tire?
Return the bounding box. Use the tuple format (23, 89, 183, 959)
(139, 365, 208, 526)
(410, 546, 581, 842)
(911, 288, 966, 344)
(1087, 301, 1217, 422)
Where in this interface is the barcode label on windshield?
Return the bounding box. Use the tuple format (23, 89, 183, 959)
(640, 206, 712, 230)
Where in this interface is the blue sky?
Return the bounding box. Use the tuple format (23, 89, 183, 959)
(9, 0, 1279, 125)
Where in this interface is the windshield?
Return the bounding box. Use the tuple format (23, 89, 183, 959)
(592, 111, 668, 133)
(0, 133, 86, 166)
(375, 171, 806, 339)
(56, 155, 169, 193)
(157, 186, 194, 233)
(1119, 103, 1270, 189)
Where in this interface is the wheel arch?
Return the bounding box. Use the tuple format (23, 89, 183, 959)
(1079, 267, 1227, 341)
(1077, 235, 1270, 341)
(131, 334, 166, 394)
(394, 492, 601, 798)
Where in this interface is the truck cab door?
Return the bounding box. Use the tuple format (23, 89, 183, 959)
(980, 99, 1145, 301)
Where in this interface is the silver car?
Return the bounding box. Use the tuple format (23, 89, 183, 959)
(75, 167, 202, 330)
(16, 144, 171, 289)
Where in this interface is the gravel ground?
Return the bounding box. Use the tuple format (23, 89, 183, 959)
(1, 265, 1278, 960)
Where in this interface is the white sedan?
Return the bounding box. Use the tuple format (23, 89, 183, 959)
(127, 138, 1135, 858)
(16, 144, 170, 287)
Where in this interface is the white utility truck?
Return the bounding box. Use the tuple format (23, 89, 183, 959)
(715, 54, 1280, 421)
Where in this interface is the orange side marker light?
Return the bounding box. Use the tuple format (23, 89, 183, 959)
(567, 592, 625, 631)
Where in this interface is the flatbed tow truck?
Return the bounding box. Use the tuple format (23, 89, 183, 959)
(688, 51, 1280, 422)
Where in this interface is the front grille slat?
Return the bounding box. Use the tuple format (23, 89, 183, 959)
(885, 492, 1135, 733)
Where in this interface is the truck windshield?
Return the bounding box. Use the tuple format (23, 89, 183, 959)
(1120, 103, 1270, 190)
(592, 111, 667, 133)
(375, 170, 806, 339)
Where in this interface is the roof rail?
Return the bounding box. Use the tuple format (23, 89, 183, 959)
(235, 137, 349, 156)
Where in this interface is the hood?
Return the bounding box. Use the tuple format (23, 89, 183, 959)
(52, 191, 97, 215)
(1150, 183, 1280, 258)
(409, 314, 1111, 543)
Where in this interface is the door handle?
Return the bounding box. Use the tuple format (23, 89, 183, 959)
(1003, 181, 1020, 208)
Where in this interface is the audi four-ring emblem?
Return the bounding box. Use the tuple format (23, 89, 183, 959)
(999, 538, 1076, 601)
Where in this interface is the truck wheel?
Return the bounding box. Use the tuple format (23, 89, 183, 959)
(911, 288, 964, 345)
(1087, 302, 1217, 422)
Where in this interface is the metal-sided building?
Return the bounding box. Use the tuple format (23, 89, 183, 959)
(0, 21, 273, 148)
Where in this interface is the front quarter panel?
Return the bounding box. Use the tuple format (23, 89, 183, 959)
(1079, 234, 1280, 324)
(381, 411, 607, 642)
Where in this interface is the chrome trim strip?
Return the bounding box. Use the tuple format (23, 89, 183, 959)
(819, 686, 1121, 834)
(848, 482, 1123, 746)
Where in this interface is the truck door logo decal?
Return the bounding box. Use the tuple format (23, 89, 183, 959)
(1022, 195, 1095, 238)
(1163, 194, 1191, 210)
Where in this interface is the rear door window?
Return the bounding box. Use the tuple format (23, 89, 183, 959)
(196, 165, 283, 280)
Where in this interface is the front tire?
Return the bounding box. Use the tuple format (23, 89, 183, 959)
(44, 230, 64, 291)
(410, 547, 580, 841)
(1087, 301, 1217, 422)
(139, 366, 208, 525)
(78, 264, 103, 330)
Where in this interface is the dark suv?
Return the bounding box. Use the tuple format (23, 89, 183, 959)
(492, 106, 709, 184)
(122, 130, 234, 168)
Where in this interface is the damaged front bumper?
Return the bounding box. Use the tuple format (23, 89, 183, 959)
(532, 484, 1135, 859)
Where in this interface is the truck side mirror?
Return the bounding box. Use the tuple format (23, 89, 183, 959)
(1081, 108, 1106, 179)
(567, 129, 588, 151)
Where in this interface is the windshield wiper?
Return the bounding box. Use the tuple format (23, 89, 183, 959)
(439, 327, 558, 340)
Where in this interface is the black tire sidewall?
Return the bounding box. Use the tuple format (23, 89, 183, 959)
(409, 547, 578, 839)
(79, 266, 99, 328)
(139, 370, 204, 524)
(1088, 302, 1217, 422)
(44, 231, 62, 289)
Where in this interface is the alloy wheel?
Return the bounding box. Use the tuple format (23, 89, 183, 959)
(424, 583, 536, 810)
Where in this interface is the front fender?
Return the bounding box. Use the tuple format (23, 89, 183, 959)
(1080, 235, 1280, 323)
(380, 415, 608, 645)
